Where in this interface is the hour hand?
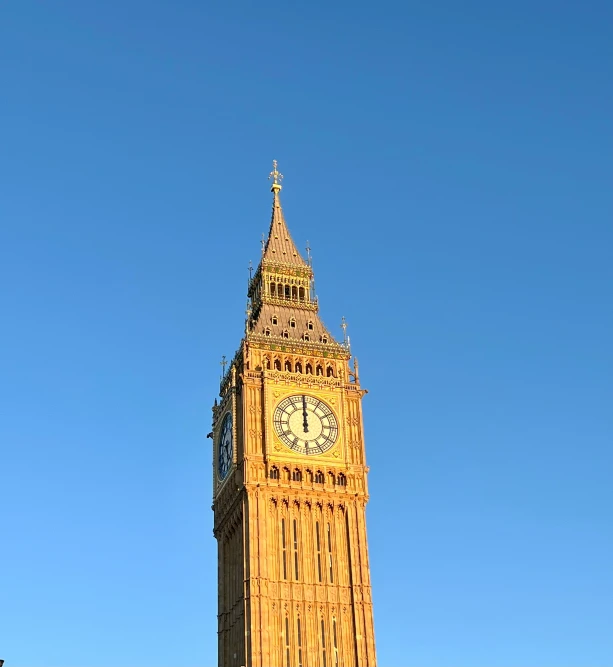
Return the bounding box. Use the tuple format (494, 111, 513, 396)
(302, 395, 309, 433)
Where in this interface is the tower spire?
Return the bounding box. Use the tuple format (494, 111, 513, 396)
(261, 160, 307, 266)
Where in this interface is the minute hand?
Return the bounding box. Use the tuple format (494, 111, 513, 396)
(302, 395, 309, 433)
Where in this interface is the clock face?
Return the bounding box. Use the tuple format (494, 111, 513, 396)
(218, 412, 233, 480)
(273, 395, 338, 455)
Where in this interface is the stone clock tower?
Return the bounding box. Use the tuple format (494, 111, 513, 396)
(211, 162, 376, 667)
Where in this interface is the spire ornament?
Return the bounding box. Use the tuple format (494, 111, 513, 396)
(341, 316, 348, 346)
(268, 159, 283, 193)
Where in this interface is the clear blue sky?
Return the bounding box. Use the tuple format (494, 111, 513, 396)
(1, 1, 611, 666)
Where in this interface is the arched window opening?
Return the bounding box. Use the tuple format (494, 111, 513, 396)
(315, 521, 323, 582)
(270, 283, 276, 297)
(321, 618, 327, 667)
(284, 360, 292, 372)
(306, 363, 313, 375)
(278, 283, 283, 298)
(326, 366, 334, 377)
(285, 616, 291, 666)
(307, 321, 314, 330)
(269, 466, 279, 480)
(264, 357, 271, 370)
(272, 315, 278, 325)
(327, 523, 334, 583)
(293, 518, 299, 580)
(282, 330, 289, 339)
(337, 473, 346, 487)
(316, 364, 324, 376)
(295, 362, 303, 373)
(289, 317, 296, 328)
(314, 470, 324, 484)
(281, 518, 288, 580)
(274, 359, 282, 371)
(284, 285, 291, 299)
(320, 335, 328, 344)
(299, 286, 305, 300)
(283, 467, 291, 481)
(306, 469, 313, 483)
(292, 469, 302, 482)
(297, 616, 304, 667)
(332, 618, 339, 667)
(265, 327, 271, 337)
(292, 285, 298, 299)
(328, 472, 336, 485)
(303, 333, 310, 342)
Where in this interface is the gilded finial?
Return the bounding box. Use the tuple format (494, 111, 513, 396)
(268, 159, 283, 193)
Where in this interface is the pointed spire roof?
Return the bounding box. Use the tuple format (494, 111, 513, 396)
(262, 161, 308, 267)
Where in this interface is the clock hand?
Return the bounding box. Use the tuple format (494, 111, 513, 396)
(302, 395, 309, 433)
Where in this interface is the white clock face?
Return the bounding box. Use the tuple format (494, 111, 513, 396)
(273, 395, 338, 455)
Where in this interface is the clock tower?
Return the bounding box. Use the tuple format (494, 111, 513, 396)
(211, 162, 376, 667)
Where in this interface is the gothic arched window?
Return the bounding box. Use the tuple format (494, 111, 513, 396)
(269, 466, 279, 480)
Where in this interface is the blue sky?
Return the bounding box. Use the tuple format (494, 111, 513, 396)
(0, 1, 611, 665)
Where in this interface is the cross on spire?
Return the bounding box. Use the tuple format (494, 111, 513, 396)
(220, 355, 228, 380)
(268, 159, 283, 192)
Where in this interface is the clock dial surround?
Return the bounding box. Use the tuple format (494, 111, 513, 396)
(273, 395, 338, 455)
(218, 412, 233, 480)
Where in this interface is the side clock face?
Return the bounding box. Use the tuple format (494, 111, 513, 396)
(273, 395, 338, 455)
(218, 412, 233, 480)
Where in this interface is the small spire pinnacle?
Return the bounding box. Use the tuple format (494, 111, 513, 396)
(268, 159, 283, 193)
(341, 316, 348, 346)
(306, 240, 312, 266)
(220, 355, 228, 381)
(248, 259, 253, 280)
(245, 299, 252, 333)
